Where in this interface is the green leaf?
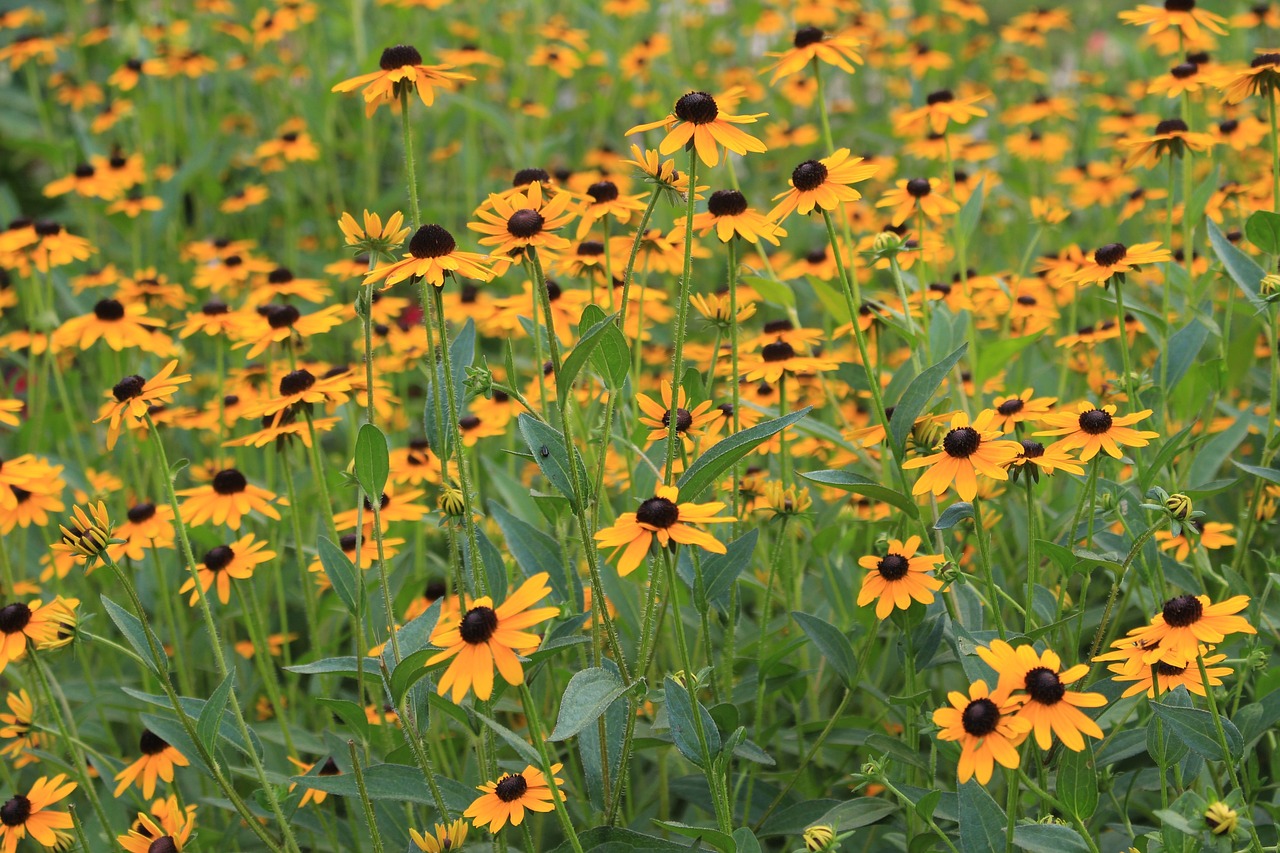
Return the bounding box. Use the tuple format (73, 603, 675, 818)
(1207, 218, 1267, 310)
(732, 827, 762, 853)
(1189, 416, 1250, 487)
(676, 407, 812, 500)
(353, 423, 390, 499)
(652, 821, 736, 853)
(284, 656, 380, 680)
(799, 469, 919, 519)
(1232, 460, 1280, 486)
(548, 827, 689, 853)
(518, 414, 589, 508)
(791, 611, 857, 688)
(957, 178, 986, 246)
(100, 595, 160, 675)
(958, 781, 1006, 853)
(699, 529, 758, 611)
(289, 763, 472, 812)
(1056, 740, 1098, 820)
(196, 672, 234, 755)
(471, 708, 542, 765)
(1152, 696, 1243, 763)
(317, 535, 360, 615)
(1140, 425, 1195, 491)
(1246, 209, 1280, 255)
(490, 500, 571, 605)
(934, 501, 973, 530)
(817, 798, 898, 830)
(741, 275, 795, 308)
(549, 666, 630, 741)
(1012, 824, 1092, 853)
(122, 688, 263, 760)
(558, 309, 619, 399)
(889, 343, 967, 452)
(316, 697, 372, 743)
(1153, 316, 1211, 394)
(578, 659, 627, 811)
(388, 648, 438, 705)
(579, 304, 631, 390)
(805, 275, 851, 324)
(1187, 164, 1219, 228)
(664, 675, 720, 767)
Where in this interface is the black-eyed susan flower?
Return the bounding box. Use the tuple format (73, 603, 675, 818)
(178, 535, 276, 606)
(626, 91, 767, 168)
(53, 298, 170, 354)
(332, 44, 472, 116)
(364, 224, 496, 289)
(51, 501, 115, 567)
(621, 144, 702, 201)
(1124, 594, 1255, 667)
(594, 485, 732, 576)
(469, 183, 577, 258)
(1121, 118, 1215, 169)
(411, 819, 469, 852)
(117, 795, 196, 853)
(988, 388, 1056, 433)
(903, 410, 1021, 502)
(769, 149, 880, 223)
(94, 361, 191, 450)
(894, 88, 988, 136)
(113, 730, 190, 798)
(575, 179, 648, 238)
(762, 26, 861, 83)
(0, 774, 76, 852)
(464, 764, 564, 832)
(339, 209, 411, 258)
(287, 756, 340, 807)
(876, 178, 960, 227)
(676, 188, 785, 245)
(426, 572, 559, 702)
(741, 339, 842, 383)
(177, 469, 280, 529)
(636, 381, 717, 445)
(1007, 440, 1085, 483)
(0, 689, 38, 768)
(1034, 402, 1159, 461)
(1097, 642, 1231, 697)
(230, 303, 346, 359)
(1118, 1, 1227, 42)
(1221, 52, 1280, 103)
(932, 680, 1030, 784)
(977, 641, 1105, 751)
(856, 536, 944, 619)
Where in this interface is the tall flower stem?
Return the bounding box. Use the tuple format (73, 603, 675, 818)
(1195, 654, 1265, 853)
(663, 148, 700, 484)
(1084, 518, 1166, 679)
(348, 739, 387, 853)
(971, 498, 1006, 640)
(518, 681, 586, 853)
(727, 238, 743, 521)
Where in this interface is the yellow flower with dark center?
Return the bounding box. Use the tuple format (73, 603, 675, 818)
(178, 534, 277, 606)
(741, 338, 842, 382)
(1204, 802, 1239, 837)
(1118, 1, 1227, 41)
(1221, 52, 1280, 103)
(875, 178, 960, 227)
(857, 536, 944, 619)
(594, 485, 732, 576)
(468, 183, 577, 258)
(1095, 641, 1231, 697)
(94, 360, 191, 450)
(51, 501, 115, 567)
(0, 690, 38, 768)
(902, 410, 1022, 502)
(636, 381, 716, 445)
(769, 149, 879, 223)
(932, 679, 1029, 784)
(988, 388, 1056, 433)
(113, 729, 190, 798)
(426, 572, 559, 702)
(894, 88, 988, 136)
(464, 763, 564, 832)
(626, 91, 767, 168)
(762, 26, 861, 83)
(117, 794, 196, 853)
(1034, 402, 1159, 460)
(411, 818, 469, 852)
(53, 297, 171, 354)
(1121, 118, 1215, 169)
(1007, 439, 1085, 483)
(1122, 594, 1256, 667)
(575, 179, 649, 238)
(332, 44, 472, 116)
(364, 224, 497, 290)
(977, 641, 1106, 751)
(0, 774, 76, 852)
(177, 468, 280, 529)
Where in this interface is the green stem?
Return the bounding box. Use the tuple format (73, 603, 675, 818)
(348, 739, 387, 853)
(518, 683, 586, 853)
(663, 148, 699, 485)
(971, 498, 1006, 639)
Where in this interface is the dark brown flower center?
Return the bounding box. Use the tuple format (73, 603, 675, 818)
(113, 374, 147, 402)
(1093, 242, 1127, 266)
(586, 181, 619, 203)
(410, 224, 457, 258)
(943, 426, 981, 458)
(459, 606, 498, 644)
(148, 837, 179, 853)
(212, 469, 248, 494)
(707, 189, 748, 217)
(1164, 0, 1194, 10)
(791, 160, 829, 192)
(0, 795, 31, 827)
(906, 178, 932, 198)
(140, 729, 169, 755)
(793, 26, 824, 48)
(961, 697, 1000, 736)
(128, 502, 158, 523)
(459, 415, 481, 430)
(662, 408, 694, 432)
(1162, 594, 1203, 627)
(1019, 440, 1045, 459)
(1251, 53, 1280, 68)
(379, 44, 423, 70)
(279, 369, 316, 396)
(1170, 62, 1197, 79)
(204, 545, 234, 571)
(512, 167, 550, 187)
(266, 304, 300, 329)
(507, 209, 544, 238)
(494, 773, 529, 802)
(1024, 667, 1065, 704)
(0, 603, 33, 634)
(94, 298, 126, 321)
(1077, 409, 1112, 435)
(877, 553, 909, 581)
(1156, 661, 1188, 676)
(635, 497, 680, 528)
(268, 267, 294, 284)
(926, 89, 954, 104)
(997, 398, 1024, 416)
(761, 340, 796, 362)
(674, 91, 718, 124)
(577, 240, 604, 257)
(1155, 117, 1188, 135)
(202, 300, 229, 315)
(319, 757, 340, 775)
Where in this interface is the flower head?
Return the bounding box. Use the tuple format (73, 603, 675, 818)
(626, 90, 767, 168)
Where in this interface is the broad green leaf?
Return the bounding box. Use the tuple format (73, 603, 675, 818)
(1207, 218, 1267, 310)
(957, 178, 986, 246)
(1189, 416, 1250, 487)
(196, 672, 234, 755)
(547, 827, 689, 853)
(1153, 316, 1211, 394)
(934, 501, 973, 530)
(664, 674, 720, 767)
(549, 666, 630, 741)
(353, 423, 390, 499)
(652, 821, 736, 853)
(1246, 209, 1280, 254)
(1056, 740, 1098, 820)
(289, 763, 472, 812)
(741, 275, 795, 308)
(518, 414, 590, 508)
(699, 529, 758, 611)
(959, 781, 1006, 853)
(1012, 824, 1092, 853)
(676, 407, 812, 500)
(317, 535, 360, 615)
(558, 309, 619, 399)
(1232, 460, 1280, 486)
(800, 469, 919, 519)
(791, 611, 857, 687)
(489, 500, 571, 604)
(580, 304, 631, 390)
(805, 275, 851, 324)
(122, 688, 263, 760)
(1140, 425, 1195, 490)
(1152, 695, 1243, 763)
(732, 827, 762, 853)
(101, 595, 160, 675)
(889, 343, 967, 452)
(284, 656, 380, 679)
(578, 659, 627, 811)
(471, 708, 542, 765)
(389, 647, 439, 705)
(816, 797, 898, 830)
(316, 697, 373, 743)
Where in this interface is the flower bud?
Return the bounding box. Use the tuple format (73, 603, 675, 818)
(804, 825, 835, 853)
(1164, 493, 1193, 520)
(1204, 802, 1238, 836)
